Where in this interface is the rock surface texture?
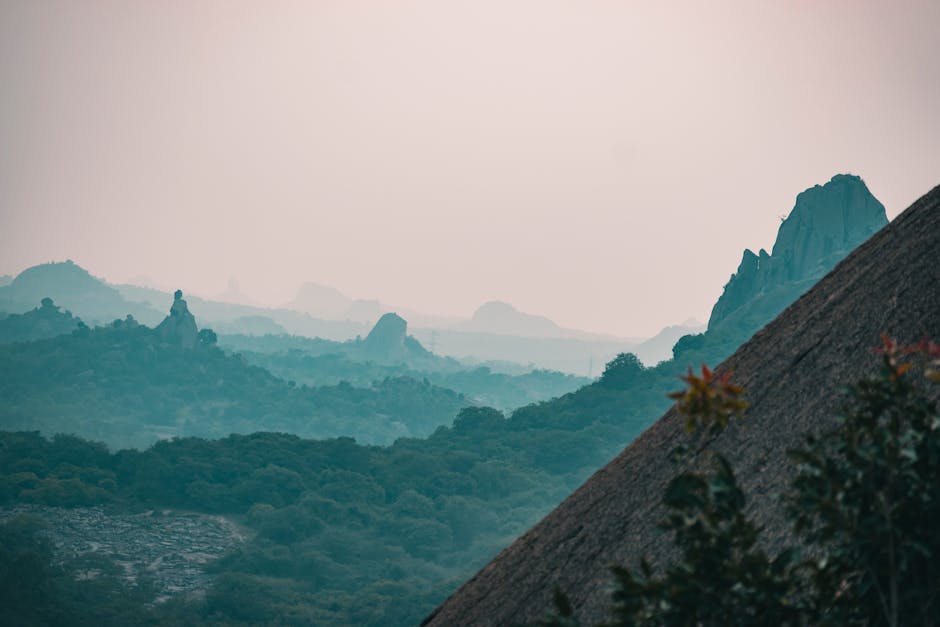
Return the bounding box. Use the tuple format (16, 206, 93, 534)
(423, 183, 939, 626)
(708, 174, 887, 329)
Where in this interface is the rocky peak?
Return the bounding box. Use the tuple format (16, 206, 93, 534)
(771, 173, 887, 281)
(155, 290, 199, 348)
(363, 312, 408, 360)
(708, 174, 887, 329)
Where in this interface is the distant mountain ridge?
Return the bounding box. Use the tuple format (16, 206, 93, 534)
(0, 291, 470, 449)
(0, 260, 161, 325)
(1, 175, 886, 376)
(632, 318, 706, 365)
(459, 301, 568, 338)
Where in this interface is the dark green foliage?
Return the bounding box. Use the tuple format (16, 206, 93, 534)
(197, 327, 218, 346)
(0, 300, 801, 625)
(0, 354, 675, 627)
(608, 456, 801, 626)
(548, 339, 940, 626)
(0, 515, 157, 626)
(0, 298, 81, 344)
(598, 353, 644, 389)
(670, 333, 705, 361)
(0, 322, 469, 448)
(788, 341, 940, 626)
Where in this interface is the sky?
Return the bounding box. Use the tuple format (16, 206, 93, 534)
(1, 1, 938, 338)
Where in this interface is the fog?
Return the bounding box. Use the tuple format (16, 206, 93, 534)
(2, 0, 938, 336)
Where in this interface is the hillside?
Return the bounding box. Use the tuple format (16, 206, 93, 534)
(422, 184, 939, 625)
(0, 298, 82, 343)
(0, 174, 898, 626)
(0, 261, 162, 326)
(0, 293, 470, 449)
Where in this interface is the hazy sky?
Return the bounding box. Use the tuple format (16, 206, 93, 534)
(2, 1, 938, 337)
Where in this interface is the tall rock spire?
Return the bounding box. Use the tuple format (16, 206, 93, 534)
(155, 289, 199, 348)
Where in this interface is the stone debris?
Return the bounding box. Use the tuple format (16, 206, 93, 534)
(0, 504, 247, 602)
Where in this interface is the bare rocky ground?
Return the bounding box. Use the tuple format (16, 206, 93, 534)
(0, 504, 248, 603)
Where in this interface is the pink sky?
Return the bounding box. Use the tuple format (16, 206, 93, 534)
(2, 0, 938, 337)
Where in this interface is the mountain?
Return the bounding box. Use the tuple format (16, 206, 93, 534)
(0, 260, 162, 325)
(669, 175, 889, 370)
(363, 312, 416, 361)
(7, 265, 635, 374)
(209, 315, 287, 336)
(632, 318, 705, 366)
(422, 184, 939, 626)
(0, 275, 11, 288)
(213, 278, 261, 307)
(0, 176, 907, 626)
(286, 282, 355, 319)
(458, 301, 566, 338)
(708, 174, 887, 329)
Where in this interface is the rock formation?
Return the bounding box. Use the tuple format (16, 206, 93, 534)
(423, 183, 939, 626)
(155, 290, 199, 348)
(708, 174, 887, 329)
(363, 312, 408, 361)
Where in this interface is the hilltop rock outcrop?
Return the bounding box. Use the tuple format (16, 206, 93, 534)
(0, 297, 82, 343)
(155, 290, 199, 348)
(708, 174, 887, 329)
(363, 312, 408, 359)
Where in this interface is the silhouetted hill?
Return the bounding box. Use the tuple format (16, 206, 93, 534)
(286, 281, 354, 319)
(0, 261, 161, 325)
(632, 318, 705, 365)
(408, 327, 636, 376)
(363, 312, 413, 360)
(459, 301, 566, 338)
(423, 184, 939, 626)
(210, 315, 287, 336)
(0, 298, 82, 343)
